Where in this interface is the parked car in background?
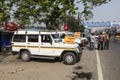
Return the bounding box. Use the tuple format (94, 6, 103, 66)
(57, 31, 88, 46)
(57, 31, 81, 45)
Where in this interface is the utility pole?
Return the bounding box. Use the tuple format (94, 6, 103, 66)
(78, 12, 81, 26)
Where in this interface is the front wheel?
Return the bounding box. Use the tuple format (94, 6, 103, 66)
(21, 51, 31, 62)
(63, 52, 76, 65)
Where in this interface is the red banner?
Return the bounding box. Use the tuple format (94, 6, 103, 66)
(4, 22, 21, 31)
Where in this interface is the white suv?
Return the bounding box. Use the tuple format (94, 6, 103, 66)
(57, 31, 82, 44)
(11, 30, 82, 65)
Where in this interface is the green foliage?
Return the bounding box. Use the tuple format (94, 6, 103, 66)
(0, 0, 111, 28)
(0, 1, 11, 26)
(79, 0, 111, 20)
(65, 15, 85, 32)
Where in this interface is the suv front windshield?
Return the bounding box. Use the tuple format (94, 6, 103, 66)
(67, 33, 74, 36)
(51, 34, 62, 43)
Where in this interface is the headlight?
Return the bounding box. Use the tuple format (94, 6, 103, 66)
(76, 47, 81, 53)
(76, 46, 82, 53)
(74, 43, 79, 47)
(76, 48, 80, 52)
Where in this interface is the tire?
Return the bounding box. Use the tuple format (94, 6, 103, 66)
(21, 51, 31, 62)
(76, 54, 81, 63)
(63, 52, 76, 65)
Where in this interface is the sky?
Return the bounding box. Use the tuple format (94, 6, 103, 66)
(77, 0, 120, 22)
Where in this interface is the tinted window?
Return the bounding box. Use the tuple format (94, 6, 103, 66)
(13, 35, 26, 42)
(61, 34, 66, 39)
(41, 34, 51, 43)
(28, 35, 38, 42)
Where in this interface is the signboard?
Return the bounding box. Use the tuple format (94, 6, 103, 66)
(64, 24, 68, 31)
(64, 36, 75, 44)
(74, 32, 80, 37)
(84, 21, 111, 27)
(84, 21, 120, 27)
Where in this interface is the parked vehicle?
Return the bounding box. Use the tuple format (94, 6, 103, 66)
(57, 31, 88, 46)
(57, 31, 81, 44)
(114, 28, 120, 40)
(11, 30, 82, 65)
(0, 31, 13, 55)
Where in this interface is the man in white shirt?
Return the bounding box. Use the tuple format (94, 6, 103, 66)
(90, 33, 96, 50)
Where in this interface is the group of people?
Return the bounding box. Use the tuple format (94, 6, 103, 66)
(89, 32, 110, 50)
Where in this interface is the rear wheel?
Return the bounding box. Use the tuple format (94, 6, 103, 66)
(63, 52, 76, 65)
(21, 51, 31, 62)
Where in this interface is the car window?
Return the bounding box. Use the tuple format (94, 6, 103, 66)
(51, 34, 62, 43)
(13, 35, 26, 42)
(61, 33, 66, 39)
(41, 34, 51, 43)
(28, 35, 38, 42)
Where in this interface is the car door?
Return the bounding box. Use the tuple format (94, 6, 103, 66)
(12, 34, 27, 52)
(27, 35, 39, 55)
(40, 34, 54, 56)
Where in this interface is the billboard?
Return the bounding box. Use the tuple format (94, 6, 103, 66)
(84, 21, 120, 27)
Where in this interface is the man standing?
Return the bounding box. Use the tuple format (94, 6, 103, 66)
(104, 33, 109, 49)
(98, 32, 104, 50)
(89, 33, 96, 50)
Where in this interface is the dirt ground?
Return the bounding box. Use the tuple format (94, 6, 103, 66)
(0, 47, 98, 80)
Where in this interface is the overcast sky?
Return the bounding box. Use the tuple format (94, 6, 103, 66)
(77, 0, 120, 22)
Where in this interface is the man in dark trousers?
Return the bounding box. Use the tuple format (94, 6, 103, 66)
(104, 33, 109, 49)
(98, 32, 104, 50)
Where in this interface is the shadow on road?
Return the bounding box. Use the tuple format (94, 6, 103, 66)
(31, 58, 60, 63)
(70, 66, 92, 80)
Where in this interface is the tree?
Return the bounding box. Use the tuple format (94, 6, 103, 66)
(77, 0, 111, 20)
(11, 0, 77, 29)
(0, 1, 12, 27)
(64, 15, 85, 32)
(0, 0, 111, 29)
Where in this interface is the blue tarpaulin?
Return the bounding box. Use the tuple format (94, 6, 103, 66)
(1, 32, 12, 47)
(24, 27, 41, 30)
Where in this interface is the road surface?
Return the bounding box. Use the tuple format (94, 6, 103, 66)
(0, 40, 120, 80)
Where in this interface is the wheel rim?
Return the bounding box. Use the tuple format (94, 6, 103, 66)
(65, 55, 74, 63)
(22, 53, 29, 60)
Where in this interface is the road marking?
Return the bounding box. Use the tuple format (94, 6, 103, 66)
(96, 50, 104, 80)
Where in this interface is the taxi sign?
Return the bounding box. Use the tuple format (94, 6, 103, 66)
(74, 32, 80, 37)
(64, 36, 75, 44)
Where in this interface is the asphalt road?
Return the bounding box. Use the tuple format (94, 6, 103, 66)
(0, 46, 98, 80)
(0, 39, 120, 80)
(98, 40, 120, 80)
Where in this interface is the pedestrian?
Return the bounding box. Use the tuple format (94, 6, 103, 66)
(104, 33, 109, 49)
(97, 32, 104, 50)
(89, 33, 96, 50)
